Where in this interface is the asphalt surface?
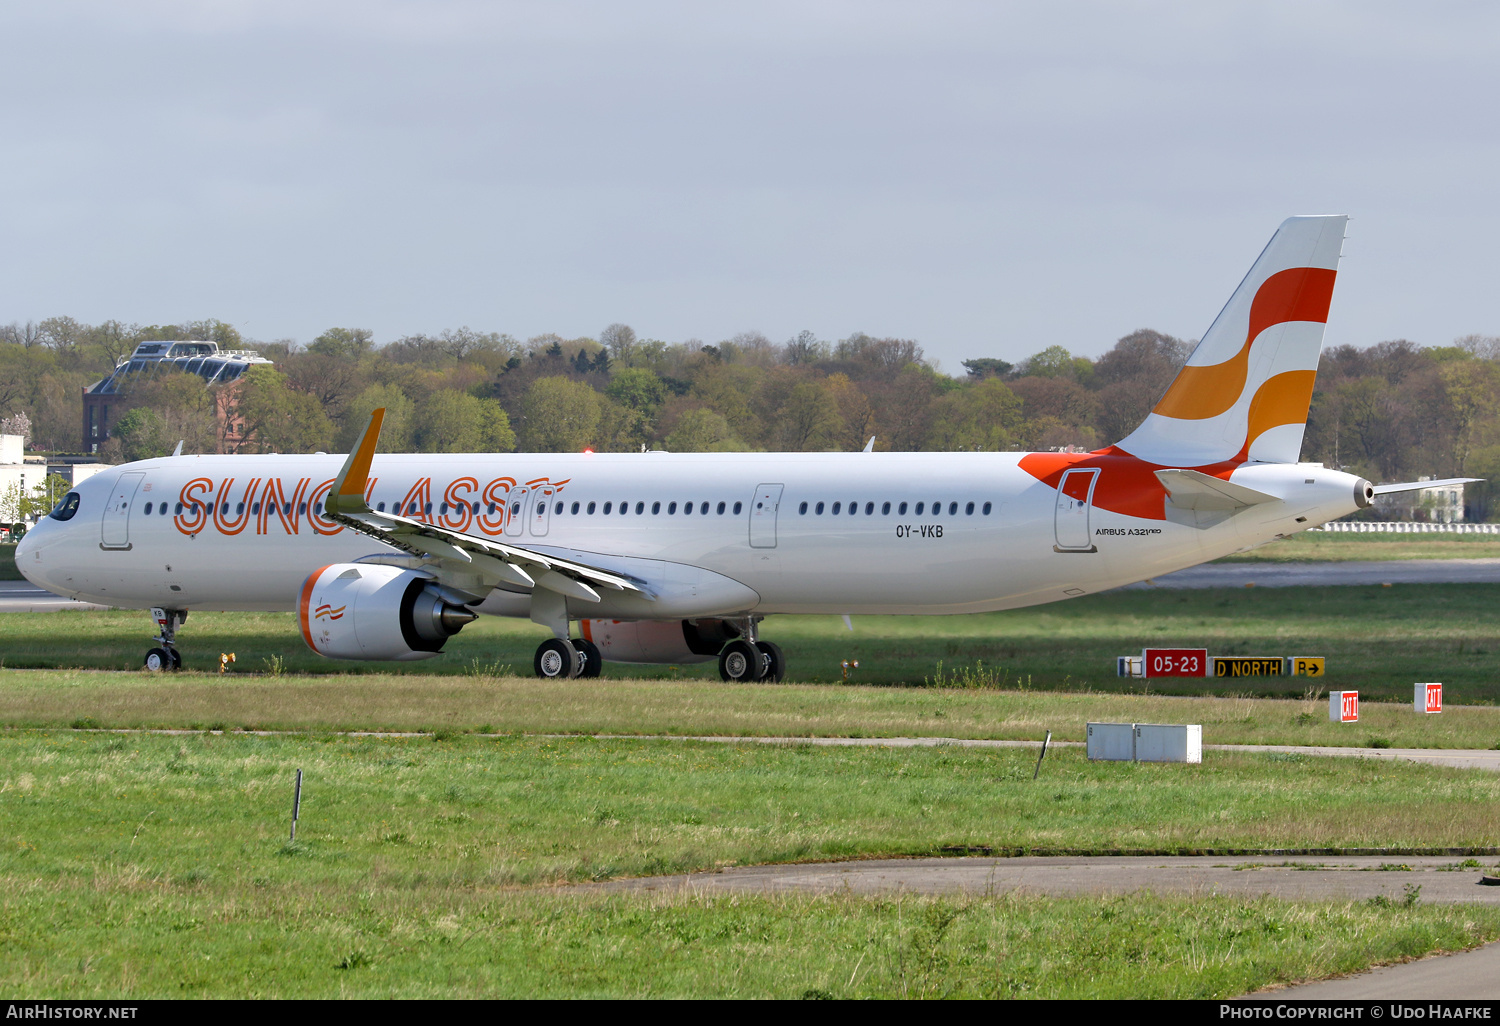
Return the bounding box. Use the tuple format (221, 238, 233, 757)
(593, 734, 1500, 773)
(0, 580, 110, 612)
(589, 854, 1500, 904)
(1131, 557, 1500, 589)
(1256, 942, 1500, 1000)
(5, 558, 1497, 612)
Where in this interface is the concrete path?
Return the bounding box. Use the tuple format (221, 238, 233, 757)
(588, 853, 1500, 903)
(1253, 940, 1500, 999)
(0, 580, 111, 612)
(1130, 557, 1500, 589)
(585, 733, 1500, 773)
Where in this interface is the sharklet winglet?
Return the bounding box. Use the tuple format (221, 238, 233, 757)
(326, 408, 384, 517)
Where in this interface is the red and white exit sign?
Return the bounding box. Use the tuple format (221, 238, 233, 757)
(1415, 683, 1442, 714)
(1330, 691, 1359, 723)
(1142, 649, 1208, 678)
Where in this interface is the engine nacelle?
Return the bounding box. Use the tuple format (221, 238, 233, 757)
(298, 563, 476, 661)
(580, 618, 740, 664)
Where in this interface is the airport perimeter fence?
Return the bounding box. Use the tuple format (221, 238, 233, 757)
(1318, 521, 1500, 534)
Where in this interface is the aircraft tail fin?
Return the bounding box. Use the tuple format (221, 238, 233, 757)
(1115, 215, 1348, 467)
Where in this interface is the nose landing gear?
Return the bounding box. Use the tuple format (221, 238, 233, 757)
(144, 607, 186, 672)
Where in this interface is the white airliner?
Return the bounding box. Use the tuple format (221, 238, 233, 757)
(15, 216, 1469, 680)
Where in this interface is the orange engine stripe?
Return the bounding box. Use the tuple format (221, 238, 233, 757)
(298, 565, 334, 652)
(581, 619, 594, 642)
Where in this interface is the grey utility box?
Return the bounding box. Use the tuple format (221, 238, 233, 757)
(1133, 723, 1203, 764)
(1086, 722, 1136, 761)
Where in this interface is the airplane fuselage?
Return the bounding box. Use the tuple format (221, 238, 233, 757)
(17, 450, 1367, 619)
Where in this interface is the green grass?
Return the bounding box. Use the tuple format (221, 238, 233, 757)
(6, 730, 1500, 997)
(5, 671, 1500, 749)
(9, 887, 1496, 999)
(1218, 530, 1500, 562)
(0, 543, 21, 580)
(6, 582, 1500, 700)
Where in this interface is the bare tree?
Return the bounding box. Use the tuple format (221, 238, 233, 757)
(600, 323, 638, 366)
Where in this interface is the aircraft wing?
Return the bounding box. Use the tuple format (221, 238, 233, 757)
(1372, 477, 1481, 496)
(323, 409, 650, 605)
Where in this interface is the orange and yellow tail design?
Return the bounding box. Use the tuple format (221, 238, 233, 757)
(1116, 215, 1347, 467)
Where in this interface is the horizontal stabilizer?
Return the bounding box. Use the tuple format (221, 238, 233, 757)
(1156, 469, 1279, 511)
(1372, 477, 1481, 496)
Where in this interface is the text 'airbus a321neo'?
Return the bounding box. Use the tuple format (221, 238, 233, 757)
(16, 216, 1470, 680)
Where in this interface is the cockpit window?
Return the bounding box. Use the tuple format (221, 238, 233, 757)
(49, 492, 81, 522)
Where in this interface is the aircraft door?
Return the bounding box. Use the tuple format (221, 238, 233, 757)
(530, 485, 555, 537)
(749, 483, 783, 549)
(1053, 469, 1099, 552)
(505, 486, 530, 538)
(101, 472, 145, 550)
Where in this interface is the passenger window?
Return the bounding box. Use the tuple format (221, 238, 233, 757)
(426, 502, 433, 516)
(472, 502, 480, 515)
(815, 501, 824, 515)
(239, 502, 246, 515)
(636, 502, 645, 514)
(798, 501, 808, 514)
(983, 501, 992, 515)
(251, 502, 259, 515)
(440, 502, 449, 515)
(299, 502, 307, 516)
(668, 501, 677, 514)
(587, 501, 596, 514)
(949, 501, 958, 515)
(733, 501, 742, 514)
(832, 501, 841, 514)
(864, 502, 874, 515)
(717, 501, 725, 514)
(652, 501, 661, 514)
(914, 501, 923, 515)
(554, 502, 563, 515)
(881, 501, 890, 515)
(571, 502, 580, 514)
(965, 501, 975, 515)
(849, 502, 858, 516)
(284, 503, 293, 516)
(143, 502, 153, 515)
(487, 503, 497, 515)
(511, 502, 521, 516)
(898, 501, 907, 515)
(700, 502, 709, 514)
(536, 503, 545, 516)
(176, 503, 184, 515)
(376, 502, 385, 512)
(603, 501, 612, 514)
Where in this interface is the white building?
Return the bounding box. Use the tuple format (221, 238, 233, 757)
(1373, 476, 1466, 523)
(0, 434, 111, 526)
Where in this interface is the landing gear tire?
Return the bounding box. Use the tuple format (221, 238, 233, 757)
(758, 640, 785, 683)
(719, 639, 764, 683)
(575, 639, 602, 679)
(534, 638, 583, 679)
(144, 647, 174, 673)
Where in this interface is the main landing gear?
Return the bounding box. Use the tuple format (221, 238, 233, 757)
(533, 637, 602, 680)
(718, 619, 784, 683)
(144, 607, 185, 672)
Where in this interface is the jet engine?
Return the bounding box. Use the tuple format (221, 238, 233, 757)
(579, 618, 741, 664)
(298, 563, 477, 661)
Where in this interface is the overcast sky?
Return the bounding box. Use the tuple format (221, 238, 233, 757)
(1, 1, 1496, 370)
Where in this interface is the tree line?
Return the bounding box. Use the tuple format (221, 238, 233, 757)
(3, 315, 1500, 517)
